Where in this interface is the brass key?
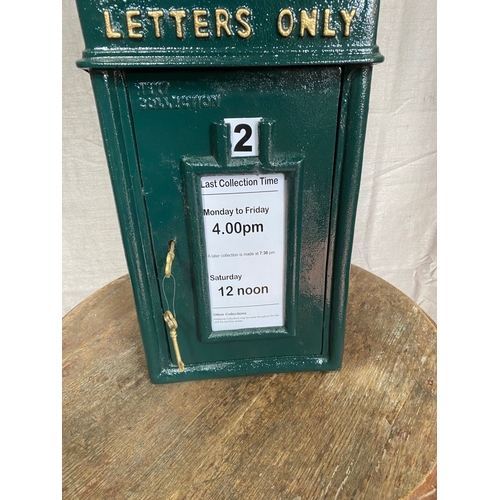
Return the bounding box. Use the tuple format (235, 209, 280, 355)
(163, 310, 185, 372)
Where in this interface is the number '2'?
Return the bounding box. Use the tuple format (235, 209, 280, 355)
(234, 124, 253, 152)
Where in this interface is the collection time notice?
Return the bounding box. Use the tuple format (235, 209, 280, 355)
(200, 173, 286, 331)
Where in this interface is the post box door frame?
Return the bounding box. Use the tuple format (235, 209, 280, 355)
(181, 119, 304, 345)
(89, 64, 373, 383)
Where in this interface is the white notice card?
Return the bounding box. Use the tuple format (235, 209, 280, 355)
(200, 173, 286, 331)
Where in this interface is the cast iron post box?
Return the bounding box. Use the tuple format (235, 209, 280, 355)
(75, 0, 383, 383)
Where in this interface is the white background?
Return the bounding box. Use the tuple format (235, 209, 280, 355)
(62, 0, 437, 320)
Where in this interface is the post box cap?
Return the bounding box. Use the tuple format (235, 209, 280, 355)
(75, 1, 383, 68)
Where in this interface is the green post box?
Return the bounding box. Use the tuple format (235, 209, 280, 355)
(75, 0, 383, 383)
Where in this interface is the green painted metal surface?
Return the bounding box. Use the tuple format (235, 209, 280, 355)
(76, 0, 383, 383)
(76, 0, 383, 68)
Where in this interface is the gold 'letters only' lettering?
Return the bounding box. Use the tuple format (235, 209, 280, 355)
(299, 9, 318, 37)
(169, 10, 187, 39)
(126, 10, 143, 39)
(277, 9, 294, 37)
(101, 7, 355, 42)
(193, 9, 209, 38)
(235, 8, 252, 38)
(147, 10, 164, 38)
(339, 9, 356, 37)
(323, 9, 336, 37)
(215, 8, 232, 37)
(103, 10, 122, 39)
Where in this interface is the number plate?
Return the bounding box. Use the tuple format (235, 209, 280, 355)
(224, 118, 262, 157)
(200, 173, 286, 331)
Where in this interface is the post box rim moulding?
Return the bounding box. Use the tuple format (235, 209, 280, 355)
(75, 1, 384, 69)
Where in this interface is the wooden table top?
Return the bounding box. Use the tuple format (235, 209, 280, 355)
(63, 265, 436, 500)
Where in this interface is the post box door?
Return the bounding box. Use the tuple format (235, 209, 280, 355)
(126, 65, 341, 367)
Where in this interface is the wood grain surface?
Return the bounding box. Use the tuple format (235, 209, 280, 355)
(62, 265, 436, 500)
